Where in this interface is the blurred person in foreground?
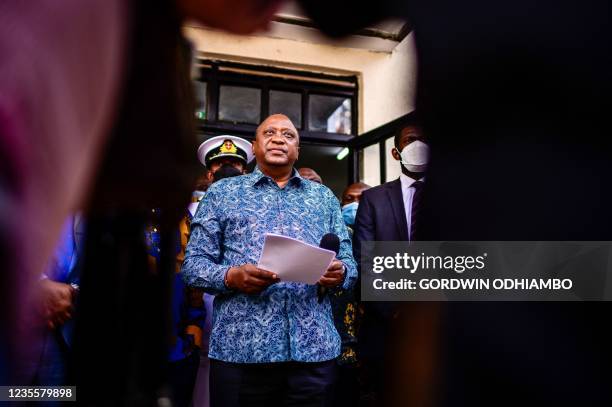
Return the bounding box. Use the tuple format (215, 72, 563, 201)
(0, 0, 286, 389)
(353, 122, 429, 405)
(298, 167, 323, 184)
(22, 215, 85, 394)
(302, 0, 612, 406)
(182, 114, 356, 406)
(0, 1, 127, 380)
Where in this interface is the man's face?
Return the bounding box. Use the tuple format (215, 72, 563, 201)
(341, 183, 369, 206)
(253, 115, 300, 168)
(392, 125, 426, 162)
(207, 156, 246, 181)
(397, 126, 425, 152)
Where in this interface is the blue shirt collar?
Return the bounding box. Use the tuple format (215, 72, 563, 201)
(250, 166, 304, 188)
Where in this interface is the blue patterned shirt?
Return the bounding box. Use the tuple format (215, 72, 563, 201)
(181, 167, 357, 363)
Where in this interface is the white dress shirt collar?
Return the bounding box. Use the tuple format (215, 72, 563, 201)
(400, 173, 425, 189)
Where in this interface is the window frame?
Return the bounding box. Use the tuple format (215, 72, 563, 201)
(196, 59, 358, 146)
(217, 83, 262, 126)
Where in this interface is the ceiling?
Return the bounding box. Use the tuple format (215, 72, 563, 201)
(265, 2, 410, 52)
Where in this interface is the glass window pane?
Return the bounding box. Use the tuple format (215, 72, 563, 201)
(308, 95, 352, 134)
(361, 143, 381, 186)
(194, 81, 207, 120)
(385, 136, 402, 182)
(219, 85, 261, 124)
(269, 90, 302, 128)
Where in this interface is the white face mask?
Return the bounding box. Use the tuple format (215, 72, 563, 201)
(399, 140, 430, 173)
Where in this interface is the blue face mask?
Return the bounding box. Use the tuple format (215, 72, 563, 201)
(342, 202, 359, 226)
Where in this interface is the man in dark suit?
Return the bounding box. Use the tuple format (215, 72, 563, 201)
(354, 124, 427, 243)
(353, 122, 428, 405)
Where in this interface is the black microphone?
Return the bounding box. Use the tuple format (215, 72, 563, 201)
(318, 233, 340, 303)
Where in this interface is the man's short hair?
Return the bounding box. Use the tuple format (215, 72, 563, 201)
(394, 124, 423, 149)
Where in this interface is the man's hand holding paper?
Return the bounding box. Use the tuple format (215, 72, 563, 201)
(257, 233, 339, 285)
(225, 264, 279, 294)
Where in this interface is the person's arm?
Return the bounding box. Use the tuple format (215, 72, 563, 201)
(181, 186, 279, 295)
(181, 186, 232, 295)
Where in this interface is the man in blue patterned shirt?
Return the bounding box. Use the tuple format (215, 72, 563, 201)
(182, 114, 357, 406)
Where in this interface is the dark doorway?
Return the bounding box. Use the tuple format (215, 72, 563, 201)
(296, 143, 348, 198)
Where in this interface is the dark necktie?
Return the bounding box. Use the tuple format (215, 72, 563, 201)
(410, 180, 424, 241)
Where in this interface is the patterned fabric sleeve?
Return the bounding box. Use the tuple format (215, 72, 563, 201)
(181, 185, 231, 294)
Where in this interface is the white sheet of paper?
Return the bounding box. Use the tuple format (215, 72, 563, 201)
(257, 233, 336, 285)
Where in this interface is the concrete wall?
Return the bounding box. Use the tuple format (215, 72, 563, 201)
(184, 25, 417, 185)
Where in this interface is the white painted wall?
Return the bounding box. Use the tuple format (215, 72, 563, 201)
(183, 25, 417, 185)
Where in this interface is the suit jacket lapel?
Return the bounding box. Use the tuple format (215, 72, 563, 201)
(385, 179, 409, 241)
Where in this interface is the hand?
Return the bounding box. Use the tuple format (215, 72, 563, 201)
(39, 279, 75, 329)
(318, 259, 345, 288)
(225, 264, 280, 294)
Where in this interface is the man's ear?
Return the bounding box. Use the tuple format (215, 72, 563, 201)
(391, 147, 401, 161)
(205, 169, 214, 182)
